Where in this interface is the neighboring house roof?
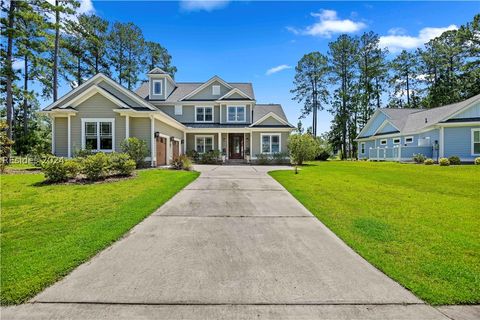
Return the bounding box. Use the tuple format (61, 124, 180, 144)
(356, 93, 480, 139)
(135, 81, 255, 102)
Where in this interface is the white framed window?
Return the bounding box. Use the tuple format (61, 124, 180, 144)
(152, 80, 163, 95)
(81, 118, 115, 152)
(195, 106, 214, 122)
(195, 135, 214, 154)
(360, 142, 365, 154)
(393, 138, 401, 144)
(227, 105, 246, 122)
(174, 105, 183, 115)
(472, 129, 480, 155)
(380, 139, 387, 145)
(212, 85, 220, 95)
(405, 136, 414, 144)
(261, 133, 281, 154)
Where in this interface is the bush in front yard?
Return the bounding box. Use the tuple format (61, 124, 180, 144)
(439, 158, 450, 166)
(272, 152, 288, 164)
(121, 137, 148, 168)
(413, 153, 426, 164)
(170, 155, 192, 170)
(256, 153, 271, 165)
(475, 157, 480, 165)
(448, 156, 461, 165)
(40, 156, 68, 182)
(82, 153, 109, 181)
(199, 150, 220, 164)
(424, 158, 435, 165)
(64, 159, 82, 178)
(288, 134, 321, 166)
(109, 153, 136, 176)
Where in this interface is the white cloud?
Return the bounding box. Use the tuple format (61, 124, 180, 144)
(379, 25, 458, 52)
(288, 9, 366, 38)
(78, 0, 95, 14)
(180, 0, 229, 12)
(266, 64, 292, 76)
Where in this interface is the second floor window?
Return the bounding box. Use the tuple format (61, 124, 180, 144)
(153, 80, 162, 95)
(227, 106, 245, 122)
(196, 106, 213, 122)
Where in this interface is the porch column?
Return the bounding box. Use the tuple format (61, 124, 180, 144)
(51, 116, 55, 155)
(125, 115, 130, 140)
(150, 116, 155, 167)
(249, 131, 253, 160)
(183, 131, 187, 154)
(218, 132, 222, 152)
(439, 127, 444, 158)
(67, 115, 71, 158)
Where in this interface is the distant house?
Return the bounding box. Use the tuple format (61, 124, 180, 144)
(41, 69, 294, 166)
(356, 94, 480, 162)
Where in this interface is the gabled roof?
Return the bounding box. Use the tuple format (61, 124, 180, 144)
(218, 87, 253, 101)
(148, 67, 168, 74)
(180, 75, 233, 101)
(251, 104, 294, 128)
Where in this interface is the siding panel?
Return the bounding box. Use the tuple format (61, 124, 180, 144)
(54, 117, 68, 157)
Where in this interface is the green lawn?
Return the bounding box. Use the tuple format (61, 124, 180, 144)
(270, 161, 480, 305)
(0, 169, 199, 305)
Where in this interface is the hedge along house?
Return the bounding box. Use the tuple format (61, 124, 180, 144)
(42, 69, 295, 166)
(355, 93, 480, 162)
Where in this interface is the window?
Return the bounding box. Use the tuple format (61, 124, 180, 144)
(405, 136, 414, 144)
(174, 105, 183, 115)
(360, 142, 365, 154)
(153, 80, 163, 95)
(393, 138, 401, 144)
(472, 129, 480, 155)
(227, 106, 246, 122)
(380, 139, 387, 145)
(195, 135, 214, 153)
(82, 119, 114, 151)
(195, 106, 213, 122)
(212, 85, 220, 95)
(261, 134, 280, 154)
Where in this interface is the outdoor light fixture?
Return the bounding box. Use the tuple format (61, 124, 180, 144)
(154, 132, 160, 138)
(170, 136, 175, 142)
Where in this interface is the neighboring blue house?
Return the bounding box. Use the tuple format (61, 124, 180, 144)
(356, 94, 480, 162)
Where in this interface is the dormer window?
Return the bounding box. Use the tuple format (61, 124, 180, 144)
(153, 80, 163, 95)
(212, 85, 220, 95)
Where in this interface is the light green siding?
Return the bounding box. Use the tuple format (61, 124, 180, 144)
(251, 131, 290, 157)
(188, 80, 230, 100)
(254, 115, 284, 126)
(130, 117, 152, 153)
(154, 119, 183, 139)
(54, 117, 68, 157)
(186, 133, 220, 153)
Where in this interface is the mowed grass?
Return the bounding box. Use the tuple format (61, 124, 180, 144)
(0, 169, 199, 305)
(270, 161, 480, 305)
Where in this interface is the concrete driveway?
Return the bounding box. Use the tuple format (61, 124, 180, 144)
(3, 165, 450, 319)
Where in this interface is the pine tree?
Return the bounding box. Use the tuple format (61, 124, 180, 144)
(144, 41, 177, 77)
(389, 50, 421, 108)
(80, 14, 109, 76)
(291, 52, 329, 137)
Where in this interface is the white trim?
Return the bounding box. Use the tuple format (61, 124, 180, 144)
(250, 112, 292, 127)
(80, 118, 115, 152)
(471, 128, 480, 156)
(67, 115, 71, 158)
(212, 85, 220, 96)
(380, 139, 387, 145)
(151, 116, 155, 166)
(194, 135, 215, 154)
(439, 95, 480, 122)
(180, 76, 233, 101)
(226, 105, 246, 123)
(373, 120, 400, 136)
(404, 136, 414, 144)
(393, 138, 401, 144)
(174, 105, 183, 115)
(436, 121, 480, 127)
(195, 106, 214, 123)
(152, 79, 163, 96)
(360, 142, 365, 154)
(183, 131, 187, 154)
(356, 109, 385, 139)
(68, 85, 131, 109)
(218, 87, 253, 101)
(249, 132, 252, 158)
(125, 115, 130, 140)
(260, 133, 281, 154)
(439, 127, 444, 158)
(51, 116, 55, 155)
(218, 132, 222, 152)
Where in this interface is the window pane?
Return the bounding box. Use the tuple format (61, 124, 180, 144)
(205, 108, 213, 121)
(205, 137, 213, 152)
(154, 81, 162, 94)
(228, 108, 236, 121)
(100, 122, 112, 135)
(196, 138, 204, 153)
(85, 137, 97, 150)
(271, 136, 280, 153)
(100, 137, 112, 150)
(474, 131, 480, 142)
(86, 122, 96, 135)
(196, 108, 204, 121)
(262, 136, 270, 153)
(474, 143, 480, 154)
(237, 107, 245, 121)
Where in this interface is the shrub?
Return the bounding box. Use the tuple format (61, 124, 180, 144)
(109, 152, 136, 176)
(186, 149, 200, 162)
(256, 153, 270, 165)
(413, 153, 426, 164)
(199, 150, 220, 164)
(439, 158, 450, 166)
(448, 156, 461, 165)
(64, 159, 81, 178)
(424, 158, 435, 165)
(0, 120, 14, 173)
(40, 156, 68, 182)
(288, 134, 321, 166)
(73, 148, 94, 158)
(170, 154, 192, 171)
(82, 153, 109, 181)
(475, 157, 480, 165)
(316, 150, 330, 161)
(121, 137, 149, 168)
(272, 152, 288, 164)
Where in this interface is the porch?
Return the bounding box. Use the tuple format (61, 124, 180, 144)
(186, 132, 252, 161)
(368, 146, 435, 162)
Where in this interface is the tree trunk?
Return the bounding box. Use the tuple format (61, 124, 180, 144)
(95, 51, 99, 74)
(5, 0, 15, 142)
(23, 55, 29, 136)
(406, 71, 410, 107)
(77, 55, 81, 85)
(53, 0, 60, 101)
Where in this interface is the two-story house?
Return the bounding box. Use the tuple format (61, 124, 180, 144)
(42, 68, 295, 165)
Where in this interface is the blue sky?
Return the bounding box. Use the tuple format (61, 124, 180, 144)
(58, 1, 479, 133)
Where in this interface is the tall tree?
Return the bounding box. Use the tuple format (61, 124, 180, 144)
(60, 18, 88, 87)
(389, 50, 421, 108)
(357, 31, 388, 129)
(80, 14, 109, 75)
(291, 52, 329, 137)
(328, 35, 359, 159)
(144, 41, 177, 77)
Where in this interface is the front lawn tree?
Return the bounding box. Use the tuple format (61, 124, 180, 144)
(288, 133, 321, 166)
(291, 52, 329, 137)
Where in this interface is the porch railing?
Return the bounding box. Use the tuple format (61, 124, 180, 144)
(368, 146, 433, 162)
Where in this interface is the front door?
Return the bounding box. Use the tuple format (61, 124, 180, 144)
(229, 133, 244, 159)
